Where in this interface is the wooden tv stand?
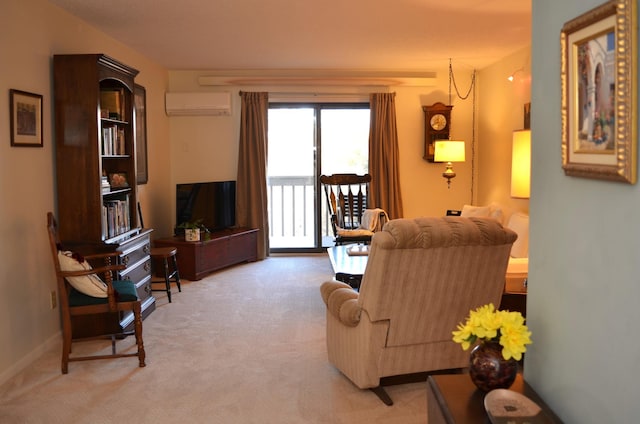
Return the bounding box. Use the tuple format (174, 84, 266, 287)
(154, 227, 258, 280)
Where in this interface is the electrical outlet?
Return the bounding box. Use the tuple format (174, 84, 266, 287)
(50, 291, 57, 309)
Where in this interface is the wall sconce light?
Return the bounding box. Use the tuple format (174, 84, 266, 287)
(434, 140, 466, 188)
(511, 130, 531, 198)
(507, 68, 524, 82)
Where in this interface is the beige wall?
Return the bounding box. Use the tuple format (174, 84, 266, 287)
(0, 0, 170, 384)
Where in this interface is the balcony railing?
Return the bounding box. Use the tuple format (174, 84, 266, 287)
(267, 176, 332, 249)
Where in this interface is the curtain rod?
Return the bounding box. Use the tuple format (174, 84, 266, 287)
(238, 91, 387, 97)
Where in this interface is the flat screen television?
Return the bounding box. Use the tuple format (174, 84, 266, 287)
(175, 181, 236, 233)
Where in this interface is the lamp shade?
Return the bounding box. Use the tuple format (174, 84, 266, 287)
(434, 140, 466, 162)
(511, 130, 531, 198)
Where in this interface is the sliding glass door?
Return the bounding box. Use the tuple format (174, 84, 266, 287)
(267, 104, 369, 252)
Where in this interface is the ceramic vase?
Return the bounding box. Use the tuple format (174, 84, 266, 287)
(469, 341, 518, 392)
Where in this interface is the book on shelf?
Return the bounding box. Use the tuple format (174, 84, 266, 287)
(101, 176, 110, 194)
(102, 195, 130, 239)
(100, 88, 125, 121)
(101, 126, 125, 155)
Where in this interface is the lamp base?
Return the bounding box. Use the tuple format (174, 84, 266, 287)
(442, 162, 456, 188)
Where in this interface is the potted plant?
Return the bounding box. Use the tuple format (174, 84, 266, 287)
(177, 219, 210, 242)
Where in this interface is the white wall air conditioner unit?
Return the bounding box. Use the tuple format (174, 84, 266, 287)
(165, 92, 232, 116)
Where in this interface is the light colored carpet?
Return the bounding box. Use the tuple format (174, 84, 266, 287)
(0, 254, 427, 423)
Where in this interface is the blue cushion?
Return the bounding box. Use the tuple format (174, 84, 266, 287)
(69, 280, 138, 306)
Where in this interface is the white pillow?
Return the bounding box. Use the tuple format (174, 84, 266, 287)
(461, 204, 504, 224)
(507, 213, 529, 258)
(460, 204, 491, 218)
(487, 202, 505, 224)
(57, 251, 108, 298)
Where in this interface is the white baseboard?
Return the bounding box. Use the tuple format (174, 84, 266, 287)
(0, 332, 61, 387)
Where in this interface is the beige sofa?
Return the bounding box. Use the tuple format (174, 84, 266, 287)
(320, 217, 517, 404)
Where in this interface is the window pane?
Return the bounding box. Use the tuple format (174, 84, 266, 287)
(267, 108, 316, 249)
(320, 108, 370, 175)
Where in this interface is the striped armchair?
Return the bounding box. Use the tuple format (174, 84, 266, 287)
(320, 217, 517, 405)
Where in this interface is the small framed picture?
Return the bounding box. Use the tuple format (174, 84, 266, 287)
(560, 0, 637, 183)
(10, 89, 43, 147)
(108, 172, 129, 188)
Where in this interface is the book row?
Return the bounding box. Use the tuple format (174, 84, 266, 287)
(101, 196, 131, 239)
(102, 125, 126, 156)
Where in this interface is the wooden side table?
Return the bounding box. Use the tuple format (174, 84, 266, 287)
(501, 271, 528, 317)
(427, 374, 561, 423)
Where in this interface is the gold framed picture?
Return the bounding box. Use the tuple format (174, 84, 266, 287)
(10, 89, 43, 147)
(560, 0, 637, 183)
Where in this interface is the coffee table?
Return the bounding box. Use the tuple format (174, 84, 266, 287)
(326, 244, 369, 289)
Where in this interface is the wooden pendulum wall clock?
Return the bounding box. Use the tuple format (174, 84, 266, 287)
(423, 102, 453, 162)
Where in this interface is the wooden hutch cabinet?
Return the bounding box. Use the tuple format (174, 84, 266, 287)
(53, 54, 155, 338)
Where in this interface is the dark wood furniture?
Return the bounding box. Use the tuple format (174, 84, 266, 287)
(150, 246, 182, 303)
(53, 54, 155, 337)
(154, 228, 259, 280)
(423, 102, 453, 162)
(427, 373, 561, 423)
(501, 271, 528, 317)
(320, 173, 375, 245)
(47, 213, 146, 374)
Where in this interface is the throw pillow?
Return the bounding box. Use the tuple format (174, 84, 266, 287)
(461, 204, 491, 218)
(57, 251, 108, 298)
(461, 204, 504, 224)
(507, 212, 529, 258)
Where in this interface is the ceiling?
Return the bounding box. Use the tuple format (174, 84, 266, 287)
(48, 0, 531, 73)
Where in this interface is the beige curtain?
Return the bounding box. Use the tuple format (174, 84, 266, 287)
(236, 92, 269, 259)
(369, 93, 404, 219)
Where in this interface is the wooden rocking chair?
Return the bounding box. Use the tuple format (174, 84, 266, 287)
(320, 174, 387, 245)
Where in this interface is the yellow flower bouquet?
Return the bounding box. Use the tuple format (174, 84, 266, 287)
(452, 303, 532, 361)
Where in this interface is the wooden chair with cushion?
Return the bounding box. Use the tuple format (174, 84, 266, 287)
(320, 173, 387, 245)
(47, 212, 146, 374)
(320, 217, 517, 405)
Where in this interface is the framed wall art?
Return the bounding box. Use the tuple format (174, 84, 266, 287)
(561, 0, 637, 183)
(134, 84, 148, 184)
(10, 89, 43, 147)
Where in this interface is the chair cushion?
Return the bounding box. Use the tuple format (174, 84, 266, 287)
(58, 251, 108, 298)
(337, 228, 374, 237)
(69, 280, 139, 306)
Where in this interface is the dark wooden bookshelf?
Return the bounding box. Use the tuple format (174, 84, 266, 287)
(53, 54, 155, 337)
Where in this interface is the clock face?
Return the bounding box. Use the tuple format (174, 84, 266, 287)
(430, 113, 447, 131)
